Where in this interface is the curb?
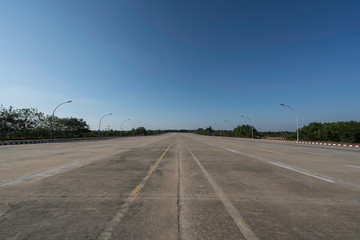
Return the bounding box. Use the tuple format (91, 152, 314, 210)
(280, 140, 359, 148)
(0, 138, 108, 146)
(199, 134, 360, 148)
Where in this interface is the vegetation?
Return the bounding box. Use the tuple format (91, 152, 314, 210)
(194, 121, 360, 144)
(286, 121, 360, 143)
(0, 105, 91, 141)
(194, 127, 232, 137)
(258, 131, 293, 139)
(194, 125, 257, 138)
(0, 105, 163, 142)
(2, 105, 359, 144)
(233, 124, 257, 138)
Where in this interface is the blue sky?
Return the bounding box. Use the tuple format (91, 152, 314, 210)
(1, 0, 359, 131)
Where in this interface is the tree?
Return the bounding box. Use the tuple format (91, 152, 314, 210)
(0, 105, 19, 141)
(134, 126, 147, 136)
(286, 121, 360, 143)
(234, 124, 257, 138)
(17, 108, 43, 140)
(60, 117, 90, 138)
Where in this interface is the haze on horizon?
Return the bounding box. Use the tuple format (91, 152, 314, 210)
(1, 0, 359, 131)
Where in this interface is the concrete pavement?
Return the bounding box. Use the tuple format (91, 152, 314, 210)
(0, 133, 359, 239)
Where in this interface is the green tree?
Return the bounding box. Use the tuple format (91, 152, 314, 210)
(286, 121, 360, 143)
(0, 105, 19, 141)
(17, 108, 43, 140)
(60, 117, 90, 138)
(134, 126, 147, 136)
(234, 124, 256, 138)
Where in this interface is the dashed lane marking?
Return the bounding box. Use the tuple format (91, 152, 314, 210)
(346, 165, 360, 169)
(202, 141, 337, 184)
(97, 143, 173, 240)
(0, 149, 129, 187)
(260, 149, 285, 155)
(267, 161, 335, 183)
(296, 150, 332, 157)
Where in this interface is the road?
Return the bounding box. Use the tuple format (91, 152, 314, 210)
(0, 133, 359, 239)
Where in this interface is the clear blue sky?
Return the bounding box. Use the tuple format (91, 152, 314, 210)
(1, 0, 359, 131)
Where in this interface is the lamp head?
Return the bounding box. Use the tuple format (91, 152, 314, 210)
(67, 100, 72, 103)
(280, 104, 284, 106)
(109, 113, 112, 115)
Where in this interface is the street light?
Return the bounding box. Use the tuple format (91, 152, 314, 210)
(99, 113, 112, 138)
(224, 120, 234, 137)
(280, 104, 299, 143)
(120, 118, 130, 136)
(241, 115, 254, 139)
(133, 122, 141, 136)
(50, 100, 72, 141)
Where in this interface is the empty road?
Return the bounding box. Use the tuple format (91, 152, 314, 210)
(0, 133, 359, 239)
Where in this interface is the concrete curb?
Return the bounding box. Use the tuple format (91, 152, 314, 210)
(251, 138, 359, 148)
(199, 134, 360, 148)
(280, 140, 359, 148)
(0, 138, 109, 146)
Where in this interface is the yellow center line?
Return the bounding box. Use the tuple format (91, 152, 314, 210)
(98, 142, 173, 240)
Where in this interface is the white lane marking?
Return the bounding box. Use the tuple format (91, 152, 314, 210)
(260, 150, 285, 155)
(296, 151, 332, 157)
(223, 148, 239, 154)
(206, 144, 336, 184)
(0, 161, 81, 186)
(346, 165, 360, 169)
(0, 149, 129, 187)
(267, 161, 335, 183)
(186, 144, 258, 240)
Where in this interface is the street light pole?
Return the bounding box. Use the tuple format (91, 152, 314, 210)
(280, 104, 299, 143)
(241, 115, 254, 139)
(120, 118, 130, 136)
(50, 100, 72, 141)
(99, 113, 112, 138)
(224, 120, 234, 137)
(133, 122, 141, 136)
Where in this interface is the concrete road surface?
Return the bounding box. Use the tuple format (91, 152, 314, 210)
(0, 133, 359, 239)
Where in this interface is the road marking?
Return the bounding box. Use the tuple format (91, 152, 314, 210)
(346, 165, 360, 169)
(0, 149, 129, 187)
(267, 161, 335, 183)
(223, 147, 239, 153)
(98, 143, 173, 240)
(185, 144, 258, 240)
(205, 143, 336, 184)
(296, 151, 332, 157)
(0, 161, 81, 186)
(260, 149, 285, 155)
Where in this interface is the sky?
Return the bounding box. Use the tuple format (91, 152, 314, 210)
(1, 0, 359, 131)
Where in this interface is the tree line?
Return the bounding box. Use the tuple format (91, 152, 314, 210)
(194, 125, 257, 138)
(194, 121, 360, 143)
(0, 105, 163, 142)
(0, 105, 90, 141)
(286, 121, 360, 143)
